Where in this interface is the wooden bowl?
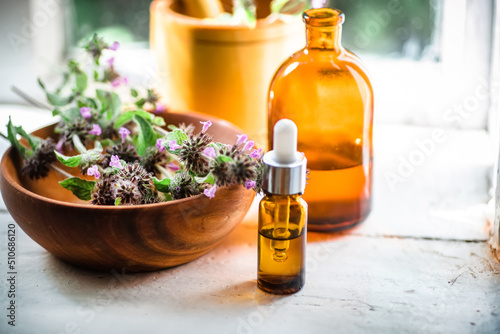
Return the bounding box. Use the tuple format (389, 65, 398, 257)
(0, 111, 255, 272)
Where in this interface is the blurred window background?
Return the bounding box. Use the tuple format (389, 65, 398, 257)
(1, 0, 497, 133)
(68, 0, 439, 60)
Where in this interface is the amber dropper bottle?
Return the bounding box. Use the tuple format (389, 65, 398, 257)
(258, 119, 308, 295)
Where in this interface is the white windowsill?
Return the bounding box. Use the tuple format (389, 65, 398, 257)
(0, 104, 498, 333)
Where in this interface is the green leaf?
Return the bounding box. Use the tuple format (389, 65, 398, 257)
(165, 129, 188, 145)
(130, 88, 139, 98)
(58, 107, 80, 123)
(37, 78, 46, 90)
(54, 140, 102, 168)
(59, 177, 96, 201)
(233, 0, 257, 28)
(107, 92, 121, 121)
(96, 89, 121, 121)
(195, 173, 215, 185)
(133, 115, 156, 156)
(100, 139, 114, 147)
(114, 110, 154, 129)
(135, 98, 146, 108)
(153, 116, 166, 127)
(115, 197, 122, 206)
(153, 177, 171, 193)
(47, 92, 71, 107)
(216, 155, 233, 163)
(55, 151, 82, 167)
(271, 0, 309, 15)
(15, 126, 41, 150)
(75, 72, 88, 93)
(6, 117, 27, 158)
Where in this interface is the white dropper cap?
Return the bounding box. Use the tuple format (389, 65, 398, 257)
(273, 119, 301, 164)
(262, 119, 307, 195)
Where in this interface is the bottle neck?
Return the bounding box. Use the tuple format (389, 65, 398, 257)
(306, 25, 343, 52)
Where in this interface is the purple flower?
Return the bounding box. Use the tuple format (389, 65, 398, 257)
(87, 165, 101, 179)
(203, 147, 216, 159)
(119, 127, 130, 143)
(89, 124, 102, 136)
(203, 184, 217, 199)
(109, 41, 120, 51)
(244, 179, 256, 190)
(80, 107, 91, 119)
(200, 120, 212, 133)
(55, 139, 64, 153)
(167, 162, 180, 171)
(249, 148, 262, 159)
(107, 57, 115, 67)
(111, 77, 128, 88)
(169, 140, 181, 151)
(154, 102, 166, 115)
(156, 138, 165, 152)
(109, 155, 123, 169)
(236, 134, 248, 146)
(243, 140, 254, 151)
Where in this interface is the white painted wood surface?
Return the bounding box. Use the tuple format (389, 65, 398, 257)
(0, 106, 499, 334)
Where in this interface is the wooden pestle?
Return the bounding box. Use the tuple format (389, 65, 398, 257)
(220, 0, 272, 19)
(180, 0, 224, 18)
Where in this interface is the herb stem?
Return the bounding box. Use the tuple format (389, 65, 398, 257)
(11, 86, 51, 111)
(156, 164, 173, 179)
(49, 164, 75, 179)
(72, 134, 88, 153)
(153, 126, 169, 137)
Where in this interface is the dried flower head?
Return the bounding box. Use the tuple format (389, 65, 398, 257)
(229, 153, 257, 185)
(170, 171, 200, 200)
(178, 132, 212, 176)
(140, 146, 169, 174)
(91, 162, 160, 206)
(103, 143, 139, 166)
(84, 34, 109, 64)
(59, 119, 92, 146)
(21, 138, 57, 180)
(91, 177, 115, 205)
(111, 179, 142, 205)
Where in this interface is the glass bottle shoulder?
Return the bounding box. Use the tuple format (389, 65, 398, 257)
(271, 47, 372, 90)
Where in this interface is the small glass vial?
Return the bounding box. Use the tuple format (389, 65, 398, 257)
(258, 119, 308, 294)
(268, 8, 374, 232)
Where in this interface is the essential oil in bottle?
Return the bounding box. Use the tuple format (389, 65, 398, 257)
(258, 119, 308, 295)
(267, 8, 374, 232)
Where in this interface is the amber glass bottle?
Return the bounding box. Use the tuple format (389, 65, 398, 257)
(258, 193, 307, 294)
(258, 119, 308, 294)
(267, 8, 373, 232)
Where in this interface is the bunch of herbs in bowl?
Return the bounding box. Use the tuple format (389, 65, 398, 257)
(6, 34, 263, 206)
(0, 35, 261, 271)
